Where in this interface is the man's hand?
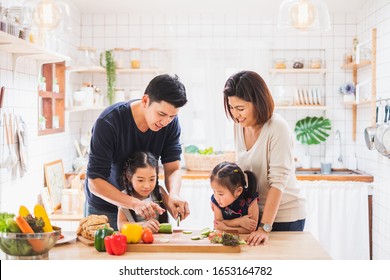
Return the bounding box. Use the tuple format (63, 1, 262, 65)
(134, 201, 165, 220)
(166, 194, 190, 220)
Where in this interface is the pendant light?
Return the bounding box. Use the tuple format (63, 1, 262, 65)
(33, 0, 61, 30)
(277, 0, 331, 32)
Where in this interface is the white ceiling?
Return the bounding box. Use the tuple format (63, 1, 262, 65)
(70, 0, 368, 15)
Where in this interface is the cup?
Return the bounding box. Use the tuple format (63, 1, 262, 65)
(320, 162, 332, 174)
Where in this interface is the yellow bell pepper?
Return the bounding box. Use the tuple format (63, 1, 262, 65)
(34, 204, 53, 232)
(121, 223, 143, 243)
(19, 205, 30, 217)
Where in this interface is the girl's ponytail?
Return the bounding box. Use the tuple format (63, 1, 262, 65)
(243, 170, 257, 198)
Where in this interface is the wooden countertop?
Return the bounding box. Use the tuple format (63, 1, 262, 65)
(49, 231, 330, 260)
(176, 168, 373, 182)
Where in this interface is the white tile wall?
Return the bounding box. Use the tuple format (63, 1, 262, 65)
(0, 0, 389, 259)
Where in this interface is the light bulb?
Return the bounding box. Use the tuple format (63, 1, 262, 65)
(33, 0, 61, 30)
(290, 0, 316, 30)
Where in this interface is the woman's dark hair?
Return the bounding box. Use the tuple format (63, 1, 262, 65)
(122, 151, 168, 223)
(144, 74, 187, 108)
(223, 70, 274, 126)
(210, 161, 257, 199)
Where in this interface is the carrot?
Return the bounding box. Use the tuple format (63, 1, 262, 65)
(15, 215, 45, 253)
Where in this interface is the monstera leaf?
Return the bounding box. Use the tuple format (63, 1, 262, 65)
(294, 116, 332, 145)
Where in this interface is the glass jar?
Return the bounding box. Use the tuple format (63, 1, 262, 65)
(78, 46, 97, 66)
(292, 58, 304, 69)
(273, 58, 286, 69)
(130, 48, 141, 69)
(309, 58, 322, 69)
(113, 48, 126, 69)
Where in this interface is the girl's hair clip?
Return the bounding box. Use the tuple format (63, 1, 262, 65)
(233, 169, 239, 173)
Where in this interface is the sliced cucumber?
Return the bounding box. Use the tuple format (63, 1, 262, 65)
(158, 223, 173, 233)
(183, 230, 193, 234)
(200, 227, 211, 236)
(191, 236, 202, 240)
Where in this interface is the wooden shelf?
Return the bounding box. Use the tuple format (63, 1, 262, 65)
(0, 31, 70, 72)
(65, 106, 106, 113)
(38, 91, 65, 99)
(342, 29, 376, 142)
(275, 105, 327, 110)
(341, 60, 371, 70)
(67, 65, 163, 74)
(269, 68, 326, 74)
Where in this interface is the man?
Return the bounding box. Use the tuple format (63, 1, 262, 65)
(86, 74, 189, 230)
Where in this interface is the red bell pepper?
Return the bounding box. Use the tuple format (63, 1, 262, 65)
(104, 232, 127, 256)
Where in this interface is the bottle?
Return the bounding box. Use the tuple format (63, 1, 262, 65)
(352, 37, 359, 62)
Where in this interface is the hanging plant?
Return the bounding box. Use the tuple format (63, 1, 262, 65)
(100, 50, 116, 105)
(294, 116, 332, 145)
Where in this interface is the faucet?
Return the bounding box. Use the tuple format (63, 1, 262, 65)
(335, 130, 343, 163)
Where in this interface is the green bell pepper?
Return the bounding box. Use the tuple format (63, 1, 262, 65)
(94, 227, 114, 252)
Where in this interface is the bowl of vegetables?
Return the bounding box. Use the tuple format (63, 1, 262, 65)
(0, 207, 61, 259)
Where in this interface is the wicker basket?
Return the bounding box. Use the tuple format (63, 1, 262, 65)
(183, 152, 236, 171)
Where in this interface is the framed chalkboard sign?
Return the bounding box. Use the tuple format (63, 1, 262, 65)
(44, 160, 66, 210)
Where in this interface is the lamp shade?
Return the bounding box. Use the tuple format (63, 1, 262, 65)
(32, 0, 61, 30)
(278, 0, 331, 32)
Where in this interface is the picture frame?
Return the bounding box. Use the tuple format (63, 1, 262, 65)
(44, 159, 66, 210)
(40, 187, 54, 214)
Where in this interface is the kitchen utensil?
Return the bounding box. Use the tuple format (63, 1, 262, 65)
(364, 105, 379, 150)
(374, 104, 389, 154)
(380, 104, 390, 157)
(8, 113, 18, 168)
(0, 114, 17, 168)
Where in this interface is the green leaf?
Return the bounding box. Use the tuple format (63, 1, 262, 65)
(294, 116, 332, 145)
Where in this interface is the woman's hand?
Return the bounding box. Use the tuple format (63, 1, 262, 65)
(239, 215, 258, 231)
(134, 201, 165, 220)
(246, 229, 269, 246)
(142, 219, 160, 233)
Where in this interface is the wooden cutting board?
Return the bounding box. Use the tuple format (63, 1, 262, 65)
(77, 235, 94, 246)
(77, 231, 241, 253)
(127, 231, 241, 253)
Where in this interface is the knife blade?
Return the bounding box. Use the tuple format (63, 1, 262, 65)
(177, 213, 181, 227)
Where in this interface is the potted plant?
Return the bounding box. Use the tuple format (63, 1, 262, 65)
(294, 116, 332, 171)
(339, 82, 356, 102)
(100, 50, 116, 105)
(38, 115, 46, 130)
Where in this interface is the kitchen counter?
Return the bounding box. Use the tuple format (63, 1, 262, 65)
(49, 231, 330, 260)
(178, 168, 373, 182)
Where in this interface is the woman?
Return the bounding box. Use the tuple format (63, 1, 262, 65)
(223, 70, 306, 246)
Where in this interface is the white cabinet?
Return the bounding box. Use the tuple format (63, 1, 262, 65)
(300, 180, 371, 259)
(269, 48, 327, 111)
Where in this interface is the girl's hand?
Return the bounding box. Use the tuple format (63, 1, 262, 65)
(240, 215, 258, 231)
(246, 229, 269, 246)
(135, 201, 165, 220)
(143, 219, 160, 233)
(214, 220, 228, 231)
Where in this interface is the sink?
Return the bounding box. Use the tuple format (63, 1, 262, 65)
(295, 169, 359, 175)
(295, 168, 373, 182)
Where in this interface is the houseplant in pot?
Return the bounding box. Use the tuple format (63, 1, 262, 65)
(294, 116, 332, 172)
(100, 50, 116, 105)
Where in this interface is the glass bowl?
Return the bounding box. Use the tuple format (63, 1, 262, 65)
(0, 226, 61, 260)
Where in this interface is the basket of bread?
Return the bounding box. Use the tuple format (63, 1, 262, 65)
(76, 214, 113, 244)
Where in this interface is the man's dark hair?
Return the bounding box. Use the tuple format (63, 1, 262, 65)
(144, 74, 187, 108)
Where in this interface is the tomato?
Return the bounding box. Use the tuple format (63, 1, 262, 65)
(121, 223, 143, 243)
(142, 228, 154, 244)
